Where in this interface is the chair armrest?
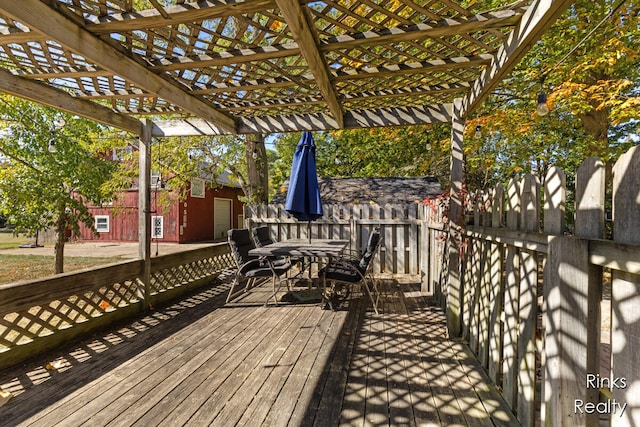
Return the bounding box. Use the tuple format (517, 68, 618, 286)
(237, 259, 262, 274)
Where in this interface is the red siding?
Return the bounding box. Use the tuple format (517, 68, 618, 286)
(180, 189, 214, 242)
(78, 185, 244, 243)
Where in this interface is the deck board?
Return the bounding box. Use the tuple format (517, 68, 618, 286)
(0, 278, 517, 426)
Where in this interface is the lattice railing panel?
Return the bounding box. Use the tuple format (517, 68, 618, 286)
(0, 279, 141, 352)
(0, 244, 234, 369)
(150, 246, 235, 294)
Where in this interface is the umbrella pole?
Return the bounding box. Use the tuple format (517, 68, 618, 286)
(307, 221, 311, 243)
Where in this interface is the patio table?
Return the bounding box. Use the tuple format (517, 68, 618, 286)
(249, 239, 349, 307)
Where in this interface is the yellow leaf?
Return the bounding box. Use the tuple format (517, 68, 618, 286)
(270, 21, 283, 32)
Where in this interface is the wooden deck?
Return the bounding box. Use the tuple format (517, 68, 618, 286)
(0, 276, 517, 426)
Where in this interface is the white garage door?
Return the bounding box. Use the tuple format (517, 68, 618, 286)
(214, 198, 232, 240)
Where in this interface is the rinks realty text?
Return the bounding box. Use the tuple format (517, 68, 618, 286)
(575, 374, 627, 417)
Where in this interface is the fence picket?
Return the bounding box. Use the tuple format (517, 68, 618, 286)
(396, 204, 407, 275)
(517, 174, 540, 427)
(479, 193, 492, 367)
(408, 204, 418, 275)
(611, 146, 640, 427)
(488, 184, 505, 382)
(502, 178, 521, 410)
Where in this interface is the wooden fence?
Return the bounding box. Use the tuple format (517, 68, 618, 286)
(246, 202, 446, 290)
(0, 243, 234, 371)
(457, 145, 640, 427)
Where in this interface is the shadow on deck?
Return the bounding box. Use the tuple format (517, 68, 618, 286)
(0, 275, 516, 426)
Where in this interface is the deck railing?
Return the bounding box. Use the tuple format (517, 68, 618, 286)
(457, 146, 640, 427)
(0, 243, 234, 371)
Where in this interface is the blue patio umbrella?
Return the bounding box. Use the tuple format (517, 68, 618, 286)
(285, 132, 323, 233)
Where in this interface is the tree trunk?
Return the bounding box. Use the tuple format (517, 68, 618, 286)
(257, 138, 269, 201)
(579, 105, 609, 158)
(246, 133, 269, 204)
(579, 71, 610, 158)
(54, 202, 66, 274)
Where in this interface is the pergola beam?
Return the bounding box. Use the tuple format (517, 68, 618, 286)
(0, 68, 142, 134)
(0, 28, 46, 44)
(152, 103, 452, 136)
(334, 54, 493, 81)
(150, 44, 300, 71)
(275, 0, 344, 128)
(14, 67, 113, 79)
(215, 84, 469, 111)
(0, 0, 237, 134)
(320, 9, 524, 52)
(190, 77, 295, 95)
(461, 0, 574, 117)
(75, 88, 148, 100)
(87, 0, 276, 33)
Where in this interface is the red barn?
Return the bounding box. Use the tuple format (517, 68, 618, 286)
(78, 174, 245, 243)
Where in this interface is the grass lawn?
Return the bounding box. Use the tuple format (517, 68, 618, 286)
(0, 231, 31, 250)
(0, 254, 126, 285)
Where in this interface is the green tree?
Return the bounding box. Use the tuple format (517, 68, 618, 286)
(467, 0, 639, 191)
(271, 125, 452, 198)
(109, 133, 270, 207)
(0, 97, 116, 273)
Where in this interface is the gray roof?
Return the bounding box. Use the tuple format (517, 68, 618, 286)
(272, 177, 443, 205)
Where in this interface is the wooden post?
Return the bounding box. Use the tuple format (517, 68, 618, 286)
(446, 98, 465, 337)
(544, 236, 590, 427)
(611, 146, 640, 427)
(139, 119, 152, 311)
(542, 165, 591, 427)
(574, 157, 605, 427)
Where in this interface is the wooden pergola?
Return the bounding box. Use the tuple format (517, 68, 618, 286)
(0, 0, 570, 136)
(0, 0, 572, 327)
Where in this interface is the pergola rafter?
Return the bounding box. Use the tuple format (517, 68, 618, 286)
(0, 0, 571, 134)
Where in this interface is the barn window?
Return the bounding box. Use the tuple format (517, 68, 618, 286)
(95, 215, 110, 232)
(152, 216, 164, 239)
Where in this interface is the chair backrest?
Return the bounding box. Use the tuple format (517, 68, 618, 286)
(228, 228, 256, 267)
(358, 229, 381, 273)
(252, 226, 275, 247)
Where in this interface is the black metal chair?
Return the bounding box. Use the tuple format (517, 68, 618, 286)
(226, 228, 291, 304)
(318, 229, 381, 313)
(252, 225, 275, 247)
(252, 225, 304, 272)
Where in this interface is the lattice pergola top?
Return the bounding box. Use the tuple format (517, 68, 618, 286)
(0, 0, 571, 136)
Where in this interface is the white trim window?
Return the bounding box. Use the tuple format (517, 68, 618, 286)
(95, 215, 110, 233)
(152, 216, 164, 239)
